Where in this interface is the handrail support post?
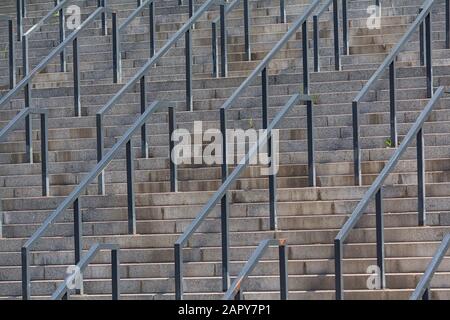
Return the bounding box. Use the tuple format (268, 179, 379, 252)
(126, 140, 136, 234)
(40, 112, 49, 196)
(417, 128, 426, 226)
(220, 3, 228, 77)
(375, 187, 386, 289)
(279, 243, 288, 300)
(169, 107, 178, 192)
(389, 61, 398, 147)
(8, 20, 16, 89)
(220, 108, 230, 291)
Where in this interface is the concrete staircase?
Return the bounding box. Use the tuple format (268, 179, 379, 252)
(0, 0, 449, 300)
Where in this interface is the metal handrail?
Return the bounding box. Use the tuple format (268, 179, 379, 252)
(410, 233, 450, 300)
(112, 0, 156, 83)
(23, 0, 68, 38)
(334, 86, 445, 300)
(52, 243, 120, 300)
(175, 93, 310, 299)
(20, 100, 174, 300)
(0, 108, 49, 197)
(0, 5, 107, 114)
(351, 0, 446, 186)
(221, 0, 321, 112)
(96, 0, 220, 195)
(313, 0, 348, 72)
(211, 0, 287, 77)
(223, 239, 288, 300)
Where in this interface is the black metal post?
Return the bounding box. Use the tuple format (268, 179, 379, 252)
(389, 61, 397, 147)
(112, 13, 121, 84)
(375, 187, 386, 289)
(220, 108, 230, 292)
(140, 76, 148, 158)
(74, 198, 83, 294)
(96, 115, 105, 195)
(149, 1, 155, 57)
(334, 239, 343, 300)
(419, 8, 425, 66)
(425, 13, 433, 99)
(417, 128, 426, 226)
(280, 0, 286, 23)
(423, 288, 430, 300)
(111, 248, 120, 300)
(8, 20, 16, 89)
(126, 140, 136, 234)
(279, 243, 288, 300)
(342, 0, 348, 55)
(22, 35, 32, 164)
(73, 37, 81, 117)
(313, 15, 319, 72)
(100, 0, 107, 35)
(261, 67, 276, 230)
(58, 0, 66, 72)
(446, 0, 450, 49)
(212, 22, 218, 77)
(169, 107, 177, 192)
(244, 0, 251, 61)
(352, 101, 361, 186)
(302, 21, 309, 95)
(17, 0, 23, 41)
(307, 99, 316, 187)
(21, 247, 30, 300)
(220, 3, 228, 77)
(22, 0, 26, 17)
(40, 113, 49, 196)
(174, 243, 183, 299)
(185, 30, 193, 111)
(333, 0, 341, 71)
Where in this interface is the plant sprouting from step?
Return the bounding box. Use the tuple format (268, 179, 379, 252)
(385, 137, 394, 148)
(311, 94, 320, 104)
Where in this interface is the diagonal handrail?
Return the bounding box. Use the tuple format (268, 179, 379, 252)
(350, 0, 449, 186)
(174, 93, 310, 299)
(211, 0, 288, 77)
(410, 233, 450, 300)
(223, 239, 288, 300)
(334, 86, 445, 300)
(20, 100, 175, 300)
(51, 243, 120, 300)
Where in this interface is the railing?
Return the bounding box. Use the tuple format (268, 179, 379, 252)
(95, 0, 224, 195)
(21, 100, 175, 300)
(223, 239, 288, 300)
(51, 243, 120, 300)
(211, 0, 287, 78)
(112, 0, 155, 83)
(175, 93, 311, 299)
(334, 86, 445, 300)
(350, 0, 448, 186)
(313, 0, 348, 72)
(175, 0, 335, 300)
(0, 4, 107, 175)
(410, 233, 450, 300)
(0, 108, 48, 196)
